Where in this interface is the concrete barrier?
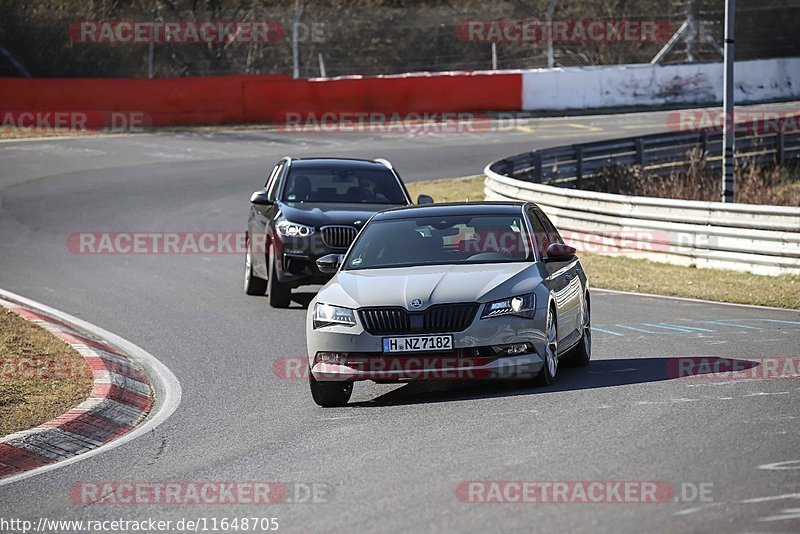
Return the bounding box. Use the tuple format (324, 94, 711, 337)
(521, 57, 800, 111)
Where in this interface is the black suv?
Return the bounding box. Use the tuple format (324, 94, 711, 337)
(245, 157, 432, 307)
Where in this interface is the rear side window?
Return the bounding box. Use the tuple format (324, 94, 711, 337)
(266, 162, 284, 201)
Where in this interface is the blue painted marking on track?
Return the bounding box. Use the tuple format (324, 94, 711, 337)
(761, 319, 800, 326)
(698, 320, 762, 330)
(641, 323, 695, 333)
(659, 323, 715, 332)
(614, 324, 659, 334)
(593, 327, 625, 336)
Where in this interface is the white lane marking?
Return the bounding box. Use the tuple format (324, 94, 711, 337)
(0, 288, 182, 487)
(759, 461, 800, 471)
(758, 508, 800, 522)
(739, 493, 800, 503)
(675, 503, 722, 516)
(592, 288, 798, 312)
(744, 391, 790, 397)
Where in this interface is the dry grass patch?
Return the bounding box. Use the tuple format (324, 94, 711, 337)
(406, 175, 485, 203)
(0, 309, 93, 436)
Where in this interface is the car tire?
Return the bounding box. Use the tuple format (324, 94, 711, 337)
(244, 235, 268, 295)
(564, 295, 591, 367)
(309, 369, 353, 407)
(534, 306, 558, 386)
(268, 245, 292, 308)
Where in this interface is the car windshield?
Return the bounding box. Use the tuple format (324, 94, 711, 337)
(282, 166, 407, 204)
(344, 213, 533, 270)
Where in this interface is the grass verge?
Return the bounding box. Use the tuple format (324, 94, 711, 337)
(408, 176, 800, 310)
(0, 309, 93, 436)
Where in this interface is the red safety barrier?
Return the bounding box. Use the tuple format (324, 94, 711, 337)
(0, 72, 521, 128)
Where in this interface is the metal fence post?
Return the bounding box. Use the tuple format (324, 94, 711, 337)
(721, 0, 735, 203)
(635, 138, 645, 165)
(575, 146, 583, 187)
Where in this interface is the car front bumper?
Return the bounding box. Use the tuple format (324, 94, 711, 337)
(306, 306, 549, 383)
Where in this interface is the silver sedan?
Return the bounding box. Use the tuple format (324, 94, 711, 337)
(305, 202, 591, 407)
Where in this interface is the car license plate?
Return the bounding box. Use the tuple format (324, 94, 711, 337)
(383, 335, 453, 353)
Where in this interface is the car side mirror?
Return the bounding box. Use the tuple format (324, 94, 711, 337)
(250, 189, 272, 205)
(544, 243, 577, 262)
(316, 253, 343, 274)
(417, 194, 434, 205)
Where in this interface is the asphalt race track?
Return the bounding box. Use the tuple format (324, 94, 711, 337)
(1, 104, 799, 532)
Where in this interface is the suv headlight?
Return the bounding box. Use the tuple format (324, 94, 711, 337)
(313, 303, 356, 329)
(481, 294, 536, 319)
(277, 220, 315, 238)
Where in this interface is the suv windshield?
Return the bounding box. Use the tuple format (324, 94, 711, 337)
(282, 166, 407, 204)
(344, 213, 533, 270)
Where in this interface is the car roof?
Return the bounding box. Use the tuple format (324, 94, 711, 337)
(289, 158, 390, 171)
(372, 202, 527, 221)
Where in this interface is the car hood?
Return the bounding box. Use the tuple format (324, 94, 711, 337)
(279, 202, 402, 227)
(318, 262, 542, 309)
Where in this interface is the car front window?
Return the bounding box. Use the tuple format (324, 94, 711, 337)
(344, 214, 533, 270)
(282, 167, 406, 204)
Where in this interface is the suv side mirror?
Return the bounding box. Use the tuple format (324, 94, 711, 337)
(316, 254, 343, 274)
(417, 194, 434, 205)
(250, 189, 272, 205)
(544, 243, 577, 262)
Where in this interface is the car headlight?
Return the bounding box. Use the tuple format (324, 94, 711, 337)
(481, 293, 536, 319)
(277, 220, 315, 238)
(313, 303, 357, 329)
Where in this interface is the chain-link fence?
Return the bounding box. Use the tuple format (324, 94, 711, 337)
(0, 0, 797, 79)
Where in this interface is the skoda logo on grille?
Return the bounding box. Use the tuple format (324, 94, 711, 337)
(410, 299, 423, 309)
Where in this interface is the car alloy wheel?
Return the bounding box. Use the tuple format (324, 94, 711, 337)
(565, 295, 591, 367)
(535, 307, 558, 386)
(243, 235, 267, 295)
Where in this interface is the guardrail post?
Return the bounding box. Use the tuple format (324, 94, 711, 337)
(776, 129, 785, 164)
(533, 152, 543, 183)
(635, 138, 645, 165)
(575, 146, 583, 187)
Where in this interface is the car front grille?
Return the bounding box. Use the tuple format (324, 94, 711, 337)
(358, 303, 479, 335)
(320, 225, 357, 249)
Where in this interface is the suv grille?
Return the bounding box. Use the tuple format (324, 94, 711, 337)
(359, 303, 478, 336)
(321, 226, 357, 249)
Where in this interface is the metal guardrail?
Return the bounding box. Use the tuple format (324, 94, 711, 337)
(491, 123, 800, 188)
(484, 116, 800, 276)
